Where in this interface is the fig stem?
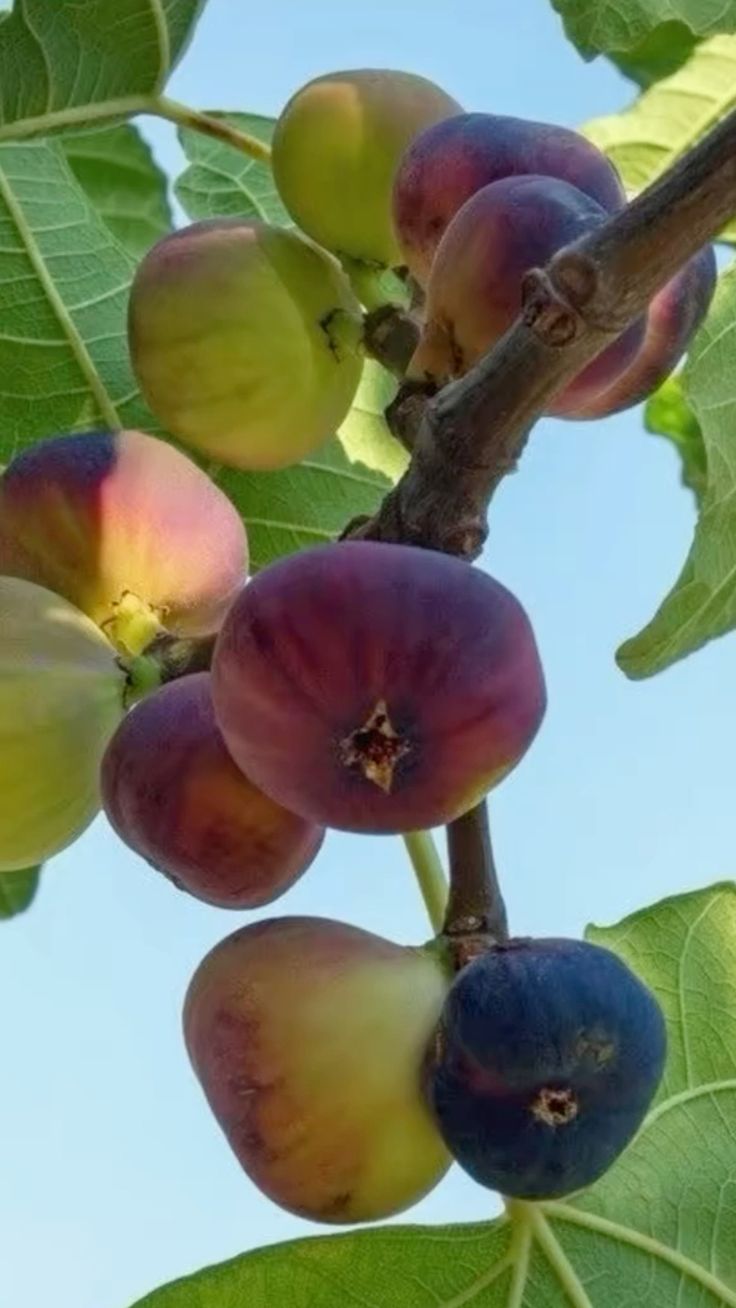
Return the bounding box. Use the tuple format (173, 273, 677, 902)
(153, 97, 272, 163)
(402, 831, 448, 933)
(363, 304, 422, 379)
(444, 802, 509, 944)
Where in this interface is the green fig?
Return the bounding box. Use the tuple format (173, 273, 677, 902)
(273, 69, 462, 267)
(129, 219, 364, 471)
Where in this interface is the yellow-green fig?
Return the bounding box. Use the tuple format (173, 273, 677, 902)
(184, 916, 452, 1223)
(129, 220, 364, 471)
(0, 578, 125, 872)
(272, 69, 462, 267)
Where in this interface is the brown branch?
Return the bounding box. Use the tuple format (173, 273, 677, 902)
(348, 103, 736, 557)
(444, 803, 508, 955)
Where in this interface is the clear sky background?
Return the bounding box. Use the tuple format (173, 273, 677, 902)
(3, 3, 735, 1307)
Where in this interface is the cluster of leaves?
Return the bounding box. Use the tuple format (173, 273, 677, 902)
(3, 1, 736, 1304)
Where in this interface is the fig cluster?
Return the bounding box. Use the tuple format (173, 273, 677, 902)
(0, 65, 681, 1230)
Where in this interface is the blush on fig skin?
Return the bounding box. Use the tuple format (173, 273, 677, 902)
(212, 541, 547, 834)
(102, 673, 323, 909)
(0, 429, 247, 639)
(183, 916, 451, 1223)
(550, 244, 717, 419)
(393, 111, 625, 286)
(409, 175, 645, 413)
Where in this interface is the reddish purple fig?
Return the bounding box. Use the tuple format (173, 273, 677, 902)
(102, 673, 323, 908)
(408, 175, 644, 414)
(393, 112, 625, 285)
(551, 245, 717, 419)
(212, 541, 546, 834)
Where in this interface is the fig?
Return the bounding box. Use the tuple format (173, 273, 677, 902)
(0, 429, 247, 655)
(184, 916, 451, 1222)
(551, 244, 717, 419)
(409, 175, 644, 415)
(212, 541, 546, 834)
(0, 577, 125, 871)
(393, 111, 625, 286)
(101, 673, 324, 909)
(129, 219, 364, 471)
(427, 937, 667, 1200)
(272, 69, 462, 268)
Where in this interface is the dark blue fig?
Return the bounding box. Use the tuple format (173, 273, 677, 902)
(426, 937, 666, 1200)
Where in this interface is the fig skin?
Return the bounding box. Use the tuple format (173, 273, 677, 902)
(129, 219, 364, 471)
(101, 673, 323, 909)
(0, 577, 125, 871)
(183, 916, 451, 1223)
(427, 937, 667, 1200)
(551, 244, 717, 419)
(272, 69, 462, 268)
(409, 175, 644, 415)
(393, 111, 625, 285)
(0, 429, 247, 655)
(211, 541, 546, 834)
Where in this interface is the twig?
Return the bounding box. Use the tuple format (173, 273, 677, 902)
(348, 103, 736, 557)
(444, 804, 508, 950)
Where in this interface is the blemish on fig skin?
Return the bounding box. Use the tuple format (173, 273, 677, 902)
(338, 699, 412, 793)
(531, 1085, 579, 1128)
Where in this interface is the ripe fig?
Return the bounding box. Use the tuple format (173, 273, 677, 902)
(409, 175, 644, 415)
(393, 112, 625, 285)
(551, 244, 717, 419)
(129, 219, 364, 471)
(272, 69, 462, 268)
(212, 541, 546, 834)
(427, 937, 667, 1200)
(0, 429, 247, 655)
(184, 916, 451, 1222)
(101, 673, 324, 909)
(0, 577, 125, 871)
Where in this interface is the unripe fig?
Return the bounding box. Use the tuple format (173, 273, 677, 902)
(409, 175, 644, 414)
(551, 244, 717, 419)
(0, 577, 125, 871)
(212, 541, 546, 834)
(129, 220, 364, 471)
(272, 69, 462, 267)
(184, 916, 451, 1222)
(393, 112, 625, 286)
(0, 429, 247, 655)
(101, 673, 324, 909)
(427, 937, 667, 1200)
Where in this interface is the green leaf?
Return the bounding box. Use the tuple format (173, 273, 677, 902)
(0, 138, 149, 456)
(132, 881, 736, 1308)
(62, 125, 172, 257)
(583, 35, 736, 239)
(216, 362, 406, 572)
(0, 866, 40, 919)
(644, 374, 707, 502)
(619, 262, 736, 676)
(551, 0, 736, 59)
(175, 114, 289, 225)
(608, 21, 699, 86)
(0, 0, 206, 141)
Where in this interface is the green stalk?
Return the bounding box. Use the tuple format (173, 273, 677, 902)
(403, 831, 448, 934)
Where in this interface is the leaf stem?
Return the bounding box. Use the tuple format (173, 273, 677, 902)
(153, 96, 272, 162)
(402, 831, 448, 934)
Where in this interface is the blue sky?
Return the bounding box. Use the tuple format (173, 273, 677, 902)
(3, 3, 736, 1307)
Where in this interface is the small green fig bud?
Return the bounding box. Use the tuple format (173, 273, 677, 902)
(129, 219, 364, 471)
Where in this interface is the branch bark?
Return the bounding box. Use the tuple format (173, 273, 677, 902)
(352, 103, 736, 557)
